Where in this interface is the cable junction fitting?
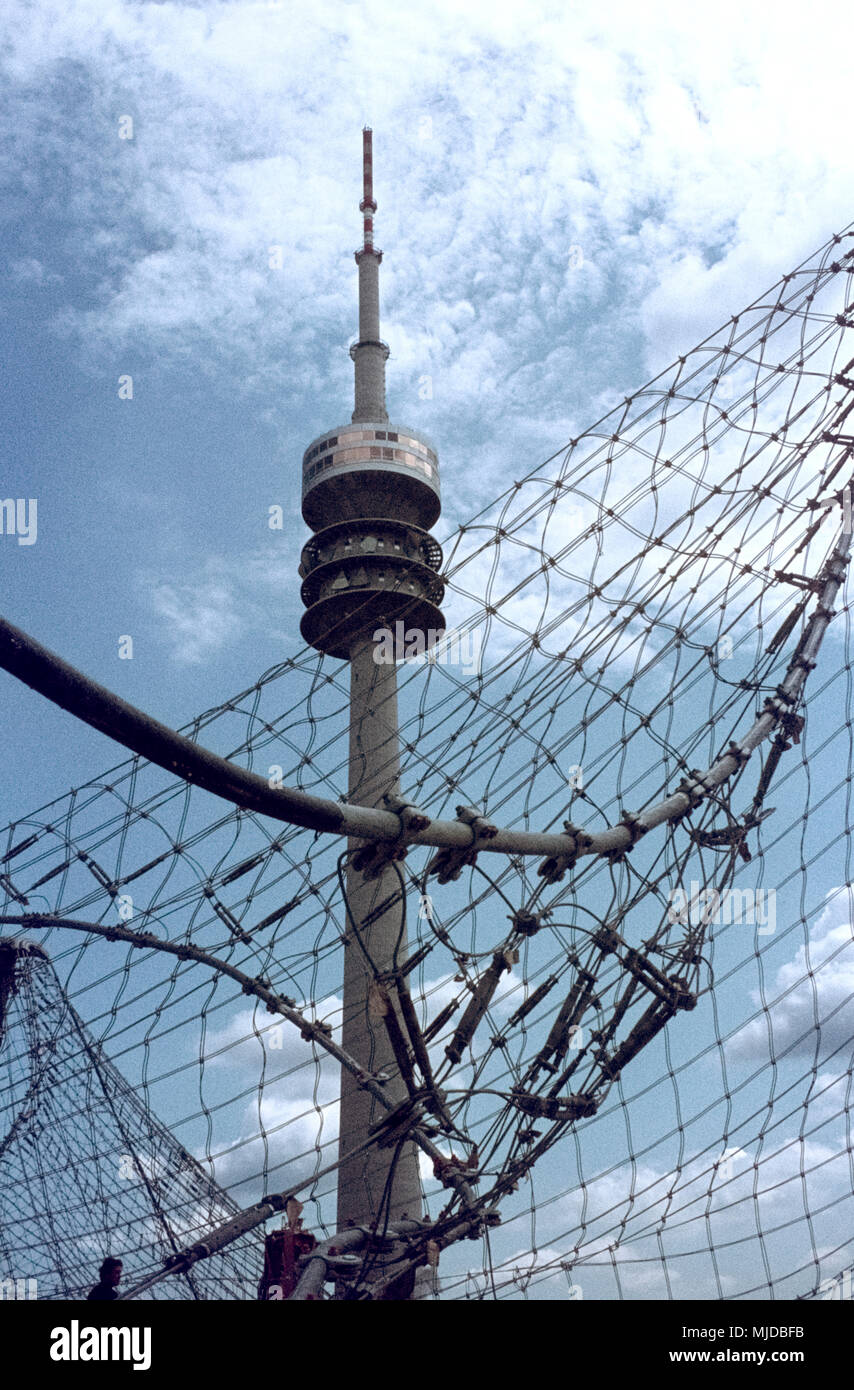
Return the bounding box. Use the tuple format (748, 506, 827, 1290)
(510, 908, 545, 937)
(350, 796, 427, 879)
(427, 804, 498, 883)
(444, 947, 519, 1065)
(509, 1089, 599, 1122)
(537, 822, 594, 884)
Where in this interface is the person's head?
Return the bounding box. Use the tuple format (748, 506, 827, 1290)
(99, 1258, 123, 1286)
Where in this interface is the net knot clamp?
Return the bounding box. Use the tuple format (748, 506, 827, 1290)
(666, 976, 698, 1011)
(537, 821, 593, 884)
(510, 909, 545, 937)
(265, 994, 296, 1013)
(299, 1019, 333, 1042)
(426, 805, 498, 883)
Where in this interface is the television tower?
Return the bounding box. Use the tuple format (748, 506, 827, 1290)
(298, 130, 445, 1256)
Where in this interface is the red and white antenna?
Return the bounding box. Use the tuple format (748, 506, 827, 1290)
(359, 126, 377, 252)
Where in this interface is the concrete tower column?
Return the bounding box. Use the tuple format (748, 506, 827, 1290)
(357, 253, 381, 342)
(336, 635, 423, 1231)
(351, 251, 389, 423)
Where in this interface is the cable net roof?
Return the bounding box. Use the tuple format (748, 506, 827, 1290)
(0, 942, 262, 1299)
(2, 224, 854, 1300)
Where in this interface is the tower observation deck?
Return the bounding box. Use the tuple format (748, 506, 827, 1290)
(299, 128, 444, 661)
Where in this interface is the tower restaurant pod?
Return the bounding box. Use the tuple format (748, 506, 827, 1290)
(299, 129, 444, 661)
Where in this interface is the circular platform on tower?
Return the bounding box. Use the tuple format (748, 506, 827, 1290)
(298, 514, 445, 661)
(301, 422, 441, 532)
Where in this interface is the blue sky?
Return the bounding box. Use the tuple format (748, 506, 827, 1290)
(3, 0, 854, 822)
(3, 0, 854, 1300)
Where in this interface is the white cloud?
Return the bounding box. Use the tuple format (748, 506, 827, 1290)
(201, 994, 342, 1195)
(729, 892, 854, 1062)
(3, 0, 852, 453)
(148, 563, 242, 664)
(143, 541, 302, 662)
(10, 256, 61, 285)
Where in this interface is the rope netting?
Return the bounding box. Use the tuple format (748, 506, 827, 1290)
(2, 224, 854, 1299)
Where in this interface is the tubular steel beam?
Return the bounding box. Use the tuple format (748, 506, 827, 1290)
(0, 517, 848, 870)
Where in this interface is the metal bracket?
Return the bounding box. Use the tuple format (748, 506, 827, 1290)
(537, 821, 593, 884)
(350, 840, 408, 880)
(725, 739, 751, 769)
(382, 793, 432, 834)
(773, 569, 825, 593)
(777, 710, 805, 747)
(675, 769, 715, 811)
(690, 805, 775, 862)
(350, 794, 431, 879)
(427, 805, 498, 883)
(351, 795, 433, 878)
(605, 809, 649, 863)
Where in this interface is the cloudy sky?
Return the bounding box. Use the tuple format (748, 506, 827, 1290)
(2, 0, 854, 1301)
(3, 0, 854, 818)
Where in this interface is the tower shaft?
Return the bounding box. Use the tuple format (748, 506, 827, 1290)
(336, 640, 422, 1231)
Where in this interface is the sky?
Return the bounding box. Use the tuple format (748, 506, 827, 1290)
(3, 0, 854, 819)
(2, 0, 854, 1302)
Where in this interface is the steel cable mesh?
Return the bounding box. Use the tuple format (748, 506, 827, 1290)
(0, 944, 262, 1299)
(1, 226, 854, 1299)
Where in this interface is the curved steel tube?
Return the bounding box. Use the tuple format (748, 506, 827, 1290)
(0, 518, 848, 868)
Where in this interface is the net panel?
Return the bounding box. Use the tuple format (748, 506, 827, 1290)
(1, 225, 854, 1299)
